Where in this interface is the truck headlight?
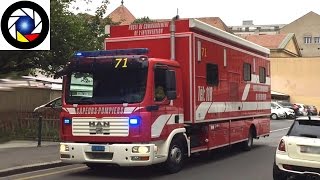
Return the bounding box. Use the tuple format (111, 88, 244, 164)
(132, 146, 150, 153)
(60, 144, 69, 152)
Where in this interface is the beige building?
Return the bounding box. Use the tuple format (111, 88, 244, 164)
(280, 11, 320, 57)
(271, 57, 320, 109)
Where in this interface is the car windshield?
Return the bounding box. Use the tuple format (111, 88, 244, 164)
(288, 120, 320, 138)
(65, 57, 148, 104)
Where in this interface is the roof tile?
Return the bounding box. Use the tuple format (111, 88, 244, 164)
(243, 34, 288, 49)
(108, 5, 136, 25)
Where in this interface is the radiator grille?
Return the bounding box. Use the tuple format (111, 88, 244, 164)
(72, 117, 129, 136)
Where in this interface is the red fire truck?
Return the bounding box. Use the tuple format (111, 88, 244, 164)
(58, 18, 270, 173)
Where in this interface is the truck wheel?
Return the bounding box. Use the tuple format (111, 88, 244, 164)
(242, 128, 253, 151)
(271, 113, 278, 120)
(164, 137, 185, 173)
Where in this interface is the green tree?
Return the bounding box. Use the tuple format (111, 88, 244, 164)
(132, 16, 154, 24)
(0, 0, 112, 77)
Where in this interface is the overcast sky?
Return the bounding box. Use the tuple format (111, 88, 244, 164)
(72, 0, 320, 26)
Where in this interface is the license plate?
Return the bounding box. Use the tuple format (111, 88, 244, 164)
(91, 145, 105, 152)
(300, 146, 320, 154)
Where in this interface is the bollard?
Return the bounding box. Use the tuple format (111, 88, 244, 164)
(37, 115, 43, 147)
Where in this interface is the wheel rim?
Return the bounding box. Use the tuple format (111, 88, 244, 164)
(170, 145, 182, 164)
(271, 114, 277, 119)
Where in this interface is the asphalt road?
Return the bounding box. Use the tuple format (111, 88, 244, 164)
(6, 119, 294, 180)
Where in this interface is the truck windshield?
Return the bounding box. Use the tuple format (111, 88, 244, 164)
(65, 58, 148, 104)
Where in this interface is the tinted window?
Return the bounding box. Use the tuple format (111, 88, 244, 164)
(206, 63, 219, 86)
(243, 63, 251, 81)
(66, 61, 148, 104)
(259, 67, 266, 83)
(288, 120, 320, 138)
(154, 67, 167, 101)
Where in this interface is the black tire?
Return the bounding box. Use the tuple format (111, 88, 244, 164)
(273, 162, 289, 180)
(271, 113, 278, 120)
(288, 114, 295, 119)
(242, 128, 254, 151)
(164, 137, 185, 173)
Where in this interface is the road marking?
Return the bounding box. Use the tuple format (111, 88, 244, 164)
(270, 127, 290, 133)
(15, 166, 86, 180)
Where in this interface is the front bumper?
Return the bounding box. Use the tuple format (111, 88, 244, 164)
(275, 153, 320, 176)
(286, 111, 295, 117)
(60, 143, 166, 166)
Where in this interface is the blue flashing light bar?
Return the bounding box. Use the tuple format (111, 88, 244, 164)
(74, 48, 149, 58)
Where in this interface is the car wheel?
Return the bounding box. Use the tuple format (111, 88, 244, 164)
(164, 137, 185, 173)
(273, 162, 288, 180)
(242, 128, 254, 151)
(288, 114, 295, 119)
(271, 113, 278, 120)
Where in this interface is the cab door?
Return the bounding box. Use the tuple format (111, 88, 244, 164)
(150, 65, 179, 139)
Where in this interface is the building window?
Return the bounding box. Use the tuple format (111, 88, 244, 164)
(304, 36, 312, 44)
(259, 67, 266, 83)
(206, 63, 219, 86)
(243, 63, 251, 81)
(314, 37, 320, 44)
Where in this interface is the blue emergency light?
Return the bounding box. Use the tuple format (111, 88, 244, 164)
(74, 48, 149, 58)
(129, 116, 141, 126)
(64, 118, 72, 125)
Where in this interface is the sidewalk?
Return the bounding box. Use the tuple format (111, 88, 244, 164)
(0, 140, 67, 177)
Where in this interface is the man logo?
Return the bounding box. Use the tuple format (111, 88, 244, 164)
(0, 0, 50, 50)
(89, 121, 110, 135)
(89, 122, 110, 128)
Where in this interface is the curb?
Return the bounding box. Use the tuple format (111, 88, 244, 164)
(0, 160, 70, 177)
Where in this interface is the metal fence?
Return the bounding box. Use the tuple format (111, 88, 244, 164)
(0, 111, 60, 142)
